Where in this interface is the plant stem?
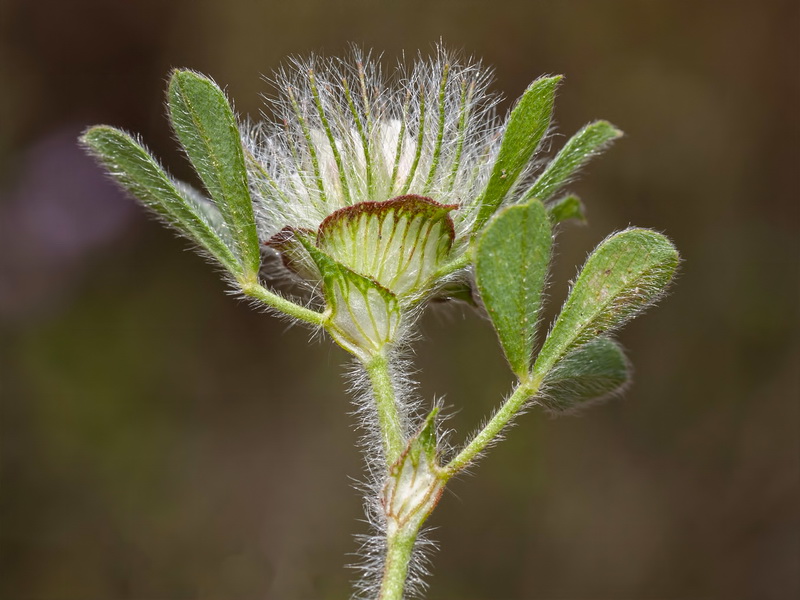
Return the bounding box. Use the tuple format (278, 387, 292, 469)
(240, 280, 326, 326)
(444, 377, 540, 476)
(378, 527, 418, 600)
(364, 357, 539, 598)
(364, 352, 406, 466)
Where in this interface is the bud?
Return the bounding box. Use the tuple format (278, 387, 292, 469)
(382, 409, 445, 536)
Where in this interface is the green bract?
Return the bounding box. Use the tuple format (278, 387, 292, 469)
(318, 196, 456, 299)
(296, 234, 402, 360)
(270, 195, 457, 302)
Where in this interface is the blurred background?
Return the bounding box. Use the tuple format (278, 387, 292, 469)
(1, 1, 798, 598)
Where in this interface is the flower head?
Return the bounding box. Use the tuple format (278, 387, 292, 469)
(239, 49, 560, 357)
(245, 49, 499, 244)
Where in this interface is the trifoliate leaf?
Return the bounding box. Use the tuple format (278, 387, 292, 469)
(534, 228, 679, 377)
(524, 120, 622, 204)
(475, 76, 561, 228)
(538, 337, 630, 412)
(548, 194, 586, 225)
(476, 198, 552, 378)
(168, 70, 260, 277)
(80, 126, 240, 274)
(317, 195, 456, 299)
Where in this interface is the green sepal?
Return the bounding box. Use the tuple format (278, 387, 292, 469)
(297, 236, 401, 359)
(80, 125, 241, 274)
(534, 228, 679, 377)
(475, 75, 562, 229)
(548, 194, 586, 225)
(524, 120, 622, 204)
(410, 407, 439, 467)
(168, 70, 260, 278)
(476, 198, 552, 378)
(317, 195, 456, 299)
(538, 337, 630, 412)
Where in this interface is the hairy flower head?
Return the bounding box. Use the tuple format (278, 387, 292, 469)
(240, 49, 572, 340)
(244, 48, 499, 244)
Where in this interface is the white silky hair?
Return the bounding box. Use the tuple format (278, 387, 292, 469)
(242, 46, 502, 246)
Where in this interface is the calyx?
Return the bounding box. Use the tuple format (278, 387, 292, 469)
(267, 195, 457, 300)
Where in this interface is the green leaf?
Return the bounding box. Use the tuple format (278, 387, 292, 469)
(81, 125, 241, 274)
(534, 228, 679, 377)
(548, 194, 586, 225)
(538, 337, 629, 412)
(168, 70, 260, 277)
(297, 236, 401, 359)
(475, 75, 562, 229)
(524, 120, 622, 203)
(476, 198, 552, 378)
(174, 180, 235, 246)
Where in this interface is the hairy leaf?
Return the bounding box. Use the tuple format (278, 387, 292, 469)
(168, 70, 260, 276)
(475, 76, 561, 228)
(476, 198, 552, 378)
(534, 228, 679, 377)
(548, 194, 586, 225)
(538, 337, 629, 412)
(81, 126, 240, 274)
(525, 120, 622, 203)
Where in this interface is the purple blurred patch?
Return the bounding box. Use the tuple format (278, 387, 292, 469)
(0, 124, 137, 320)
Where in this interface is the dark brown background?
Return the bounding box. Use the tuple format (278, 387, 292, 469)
(1, 1, 798, 598)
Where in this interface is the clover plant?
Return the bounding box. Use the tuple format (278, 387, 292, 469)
(82, 48, 679, 599)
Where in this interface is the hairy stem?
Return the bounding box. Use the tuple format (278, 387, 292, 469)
(445, 376, 540, 475)
(240, 280, 326, 326)
(364, 352, 406, 466)
(362, 350, 539, 599)
(378, 528, 418, 600)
